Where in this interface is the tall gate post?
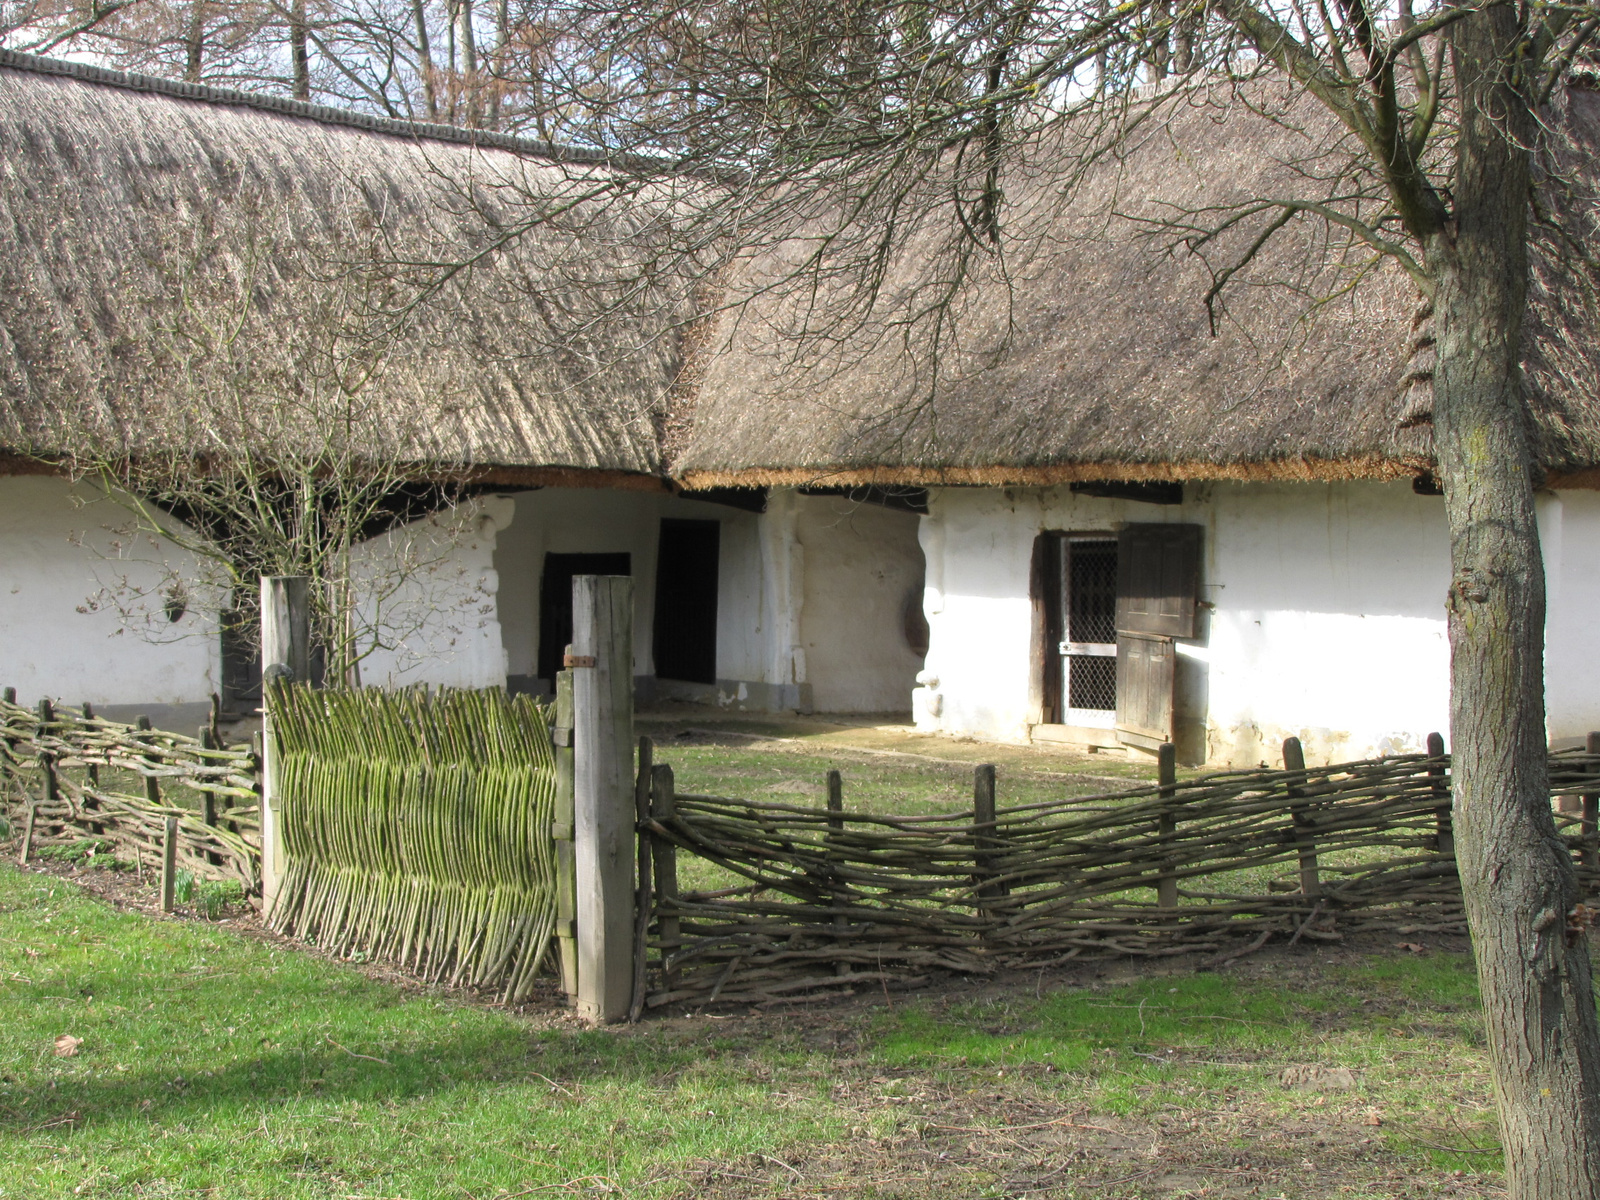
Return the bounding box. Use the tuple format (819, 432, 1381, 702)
(259, 575, 311, 913)
(571, 574, 635, 1023)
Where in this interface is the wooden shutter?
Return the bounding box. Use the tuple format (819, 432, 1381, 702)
(1115, 632, 1176, 748)
(1115, 524, 1202, 638)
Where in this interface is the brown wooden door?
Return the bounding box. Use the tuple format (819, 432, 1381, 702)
(1115, 632, 1176, 749)
(1113, 523, 1201, 747)
(1115, 524, 1201, 638)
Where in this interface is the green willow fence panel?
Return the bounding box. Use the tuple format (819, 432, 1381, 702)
(267, 684, 558, 1003)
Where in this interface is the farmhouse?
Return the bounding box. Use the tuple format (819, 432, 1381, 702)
(0, 50, 925, 727)
(3, 51, 1600, 765)
(678, 83, 1600, 766)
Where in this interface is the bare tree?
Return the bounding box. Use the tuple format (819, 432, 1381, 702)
(58, 179, 488, 688)
(1, 0, 570, 131)
(482, 2, 1599, 1193)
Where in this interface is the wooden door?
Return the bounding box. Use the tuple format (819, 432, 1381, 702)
(1115, 632, 1177, 749)
(1113, 523, 1201, 747)
(1115, 524, 1201, 638)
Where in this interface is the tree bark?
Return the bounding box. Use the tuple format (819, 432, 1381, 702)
(413, 0, 439, 120)
(290, 0, 310, 100)
(1430, 8, 1600, 1196)
(184, 1, 206, 82)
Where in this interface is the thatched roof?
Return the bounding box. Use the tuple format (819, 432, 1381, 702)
(5, 54, 1600, 490)
(676, 83, 1600, 488)
(0, 48, 687, 483)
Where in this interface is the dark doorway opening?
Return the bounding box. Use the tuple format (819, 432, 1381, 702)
(538, 553, 631, 684)
(653, 519, 720, 684)
(219, 610, 261, 716)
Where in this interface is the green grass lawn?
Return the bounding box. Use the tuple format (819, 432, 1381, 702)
(0, 861, 1509, 1199)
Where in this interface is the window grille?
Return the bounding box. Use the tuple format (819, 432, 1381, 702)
(1062, 538, 1118, 714)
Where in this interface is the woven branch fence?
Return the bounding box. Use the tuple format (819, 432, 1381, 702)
(265, 684, 559, 1003)
(638, 743, 1600, 1008)
(0, 691, 261, 890)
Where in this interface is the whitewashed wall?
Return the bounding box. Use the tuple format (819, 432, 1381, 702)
(1542, 489, 1600, 747)
(491, 487, 768, 693)
(351, 495, 513, 690)
(1, 475, 927, 717)
(796, 494, 926, 712)
(491, 487, 925, 712)
(914, 481, 1498, 766)
(0, 475, 219, 711)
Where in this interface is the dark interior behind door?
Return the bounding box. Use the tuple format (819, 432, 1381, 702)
(538, 552, 632, 684)
(653, 519, 720, 684)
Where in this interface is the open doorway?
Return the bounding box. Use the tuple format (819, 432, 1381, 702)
(537, 552, 631, 686)
(653, 519, 720, 684)
(1033, 525, 1200, 748)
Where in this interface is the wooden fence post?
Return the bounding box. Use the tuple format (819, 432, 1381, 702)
(827, 769, 849, 976)
(135, 715, 162, 807)
(1583, 731, 1600, 871)
(972, 764, 1006, 907)
(79, 703, 104, 836)
(552, 666, 579, 998)
(1156, 742, 1179, 908)
(1284, 736, 1320, 897)
(21, 699, 56, 866)
(650, 763, 679, 995)
(161, 816, 178, 913)
(571, 574, 635, 1024)
(259, 575, 310, 914)
(629, 735, 654, 1023)
(199, 727, 221, 866)
(1427, 732, 1452, 856)
(249, 730, 264, 900)
(0, 688, 14, 803)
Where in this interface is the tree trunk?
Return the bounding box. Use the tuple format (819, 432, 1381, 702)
(184, 2, 206, 82)
(1431, 9, 1600, 1197)
(290, 0, 310, 100)
(413, 0, 439, 120)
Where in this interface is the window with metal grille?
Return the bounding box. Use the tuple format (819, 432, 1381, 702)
(1062, 537, 1118, 716)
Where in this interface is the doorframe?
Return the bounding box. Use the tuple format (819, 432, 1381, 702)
(1029, 528, 1121, 745)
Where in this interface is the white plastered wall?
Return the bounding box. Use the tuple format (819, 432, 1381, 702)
(0, 475, 219, 710)
(1540, 489, 1600, 747)
(915, 481, 1482, 766)
(491, 486, 926, 712)
(794, 493, 926, 713)
(491, 487, 768, 694)
(352, 495, 514, 690)
(0, 476, 929, 717)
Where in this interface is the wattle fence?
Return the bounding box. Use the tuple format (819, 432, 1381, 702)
(265, 684, 559, 1003)
(635, 743, 1600, 1008)
(0, 691, 261, 891)
(8, 671, 1600, 1017)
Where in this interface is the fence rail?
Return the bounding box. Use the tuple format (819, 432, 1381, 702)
(639, 741, 1600, 1008)
(0, 692, 261, 893)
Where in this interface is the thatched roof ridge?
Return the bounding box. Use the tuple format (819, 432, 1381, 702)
(0, 48, 652, 169)
(676, 84, 1600, 487)
(0, 49, 688, 479)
